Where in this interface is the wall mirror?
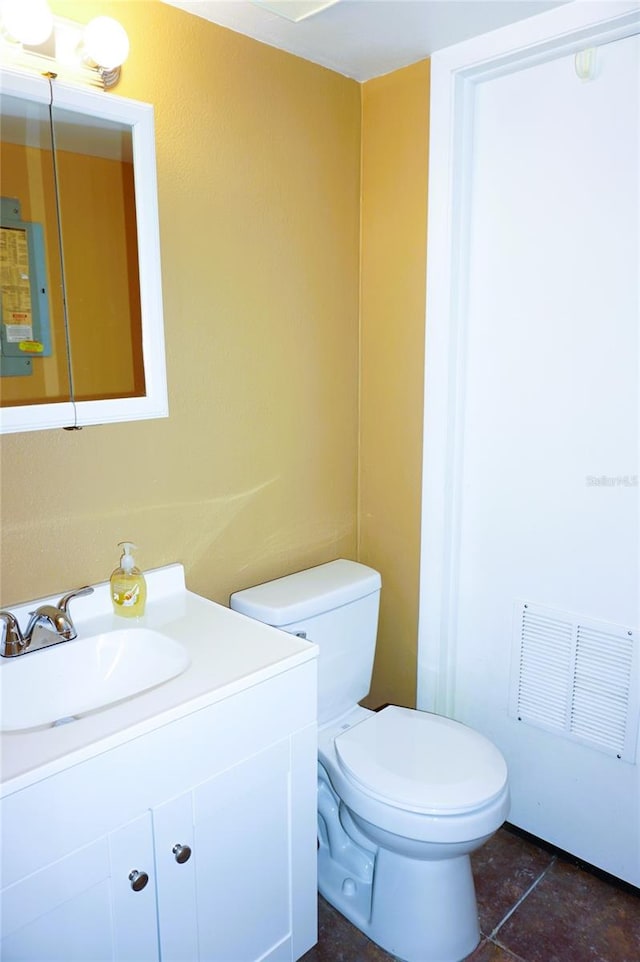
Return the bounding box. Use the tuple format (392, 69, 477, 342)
(0, 68, 167, 433)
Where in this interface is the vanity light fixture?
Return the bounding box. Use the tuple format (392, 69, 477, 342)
(0, 0, 53, 46)
(80, 16, 130, 88)
(0, 1, 130, 89)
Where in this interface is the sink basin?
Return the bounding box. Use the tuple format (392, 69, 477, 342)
(0, 628, 190, 731)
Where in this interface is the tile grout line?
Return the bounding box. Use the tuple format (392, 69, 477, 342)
(488, 855, 557, 941)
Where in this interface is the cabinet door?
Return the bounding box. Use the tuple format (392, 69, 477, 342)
(194, 739, 293, 962)
(0, 813, 158, 962)
(108, 812, 160, 962)
(153, 791, 199, 962)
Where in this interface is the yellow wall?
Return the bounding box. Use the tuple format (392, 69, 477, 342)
(359, 61, 430, 709)
(0, 0, 361, 607)
(0, 3, 429, 710)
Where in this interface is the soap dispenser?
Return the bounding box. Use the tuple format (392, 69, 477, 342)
(110, 541, 147, 618)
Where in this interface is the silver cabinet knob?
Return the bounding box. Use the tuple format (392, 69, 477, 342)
(128, 869, 149, 891)
(172, 843, 192, 864)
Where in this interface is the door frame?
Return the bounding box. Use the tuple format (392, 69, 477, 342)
(416, 0, 640, 713)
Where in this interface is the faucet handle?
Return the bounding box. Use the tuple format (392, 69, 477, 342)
(57, 585, 94, 613)
(0, 611, 27, 657)
(22, 586, 94, 648)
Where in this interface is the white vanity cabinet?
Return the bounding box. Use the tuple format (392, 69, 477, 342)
(0, 659, 317, 962)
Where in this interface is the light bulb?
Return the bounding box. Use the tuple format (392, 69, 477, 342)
(1, 0, 53, 46)
(83, 16, 129, 70)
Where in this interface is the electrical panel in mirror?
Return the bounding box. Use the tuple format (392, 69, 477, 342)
(0, 68, 167, 433)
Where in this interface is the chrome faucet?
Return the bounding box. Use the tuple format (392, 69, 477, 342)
(0, 586, 94, 658)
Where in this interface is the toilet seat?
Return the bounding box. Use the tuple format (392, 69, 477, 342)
(334, 706, 508, 816)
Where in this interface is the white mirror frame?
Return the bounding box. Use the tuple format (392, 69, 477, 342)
(0, 68, 168, 433)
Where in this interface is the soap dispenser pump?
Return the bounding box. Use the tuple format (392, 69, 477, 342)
(110, 541, 147, 618)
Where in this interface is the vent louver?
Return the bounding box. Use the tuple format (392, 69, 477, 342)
(510, 602, 638, 762)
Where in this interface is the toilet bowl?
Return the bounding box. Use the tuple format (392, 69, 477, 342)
(230, 559, 510, 962)
(317, 704, 509, 962)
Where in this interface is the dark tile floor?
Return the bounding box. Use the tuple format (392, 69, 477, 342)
(301, 826, 640, 962)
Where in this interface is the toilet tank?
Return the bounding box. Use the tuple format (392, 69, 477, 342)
(230, 559, 381, 726)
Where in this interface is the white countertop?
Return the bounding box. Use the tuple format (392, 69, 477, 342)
(0, 564, 317, 798)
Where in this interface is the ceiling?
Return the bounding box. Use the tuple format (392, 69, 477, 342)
(161, 0, 567, 81)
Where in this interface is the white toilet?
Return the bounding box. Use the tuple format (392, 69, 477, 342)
(230, 559, 509, 962)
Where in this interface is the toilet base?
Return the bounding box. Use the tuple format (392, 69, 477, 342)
(319, 844, 480, 962)
(316, 711, 508, 962)
(317, 778, 483, 962)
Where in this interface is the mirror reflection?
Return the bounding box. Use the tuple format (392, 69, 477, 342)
(0, 92, 71, 406)
(0, 90, 145, 409)
(52, 105, 145, 402)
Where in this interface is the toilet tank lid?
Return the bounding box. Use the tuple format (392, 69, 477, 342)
(229, 559, 381, 626)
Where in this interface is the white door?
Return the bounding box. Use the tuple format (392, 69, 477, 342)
(419, 2, 640, 886)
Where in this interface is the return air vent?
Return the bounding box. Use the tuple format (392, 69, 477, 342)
(509, 602, 639, 762)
